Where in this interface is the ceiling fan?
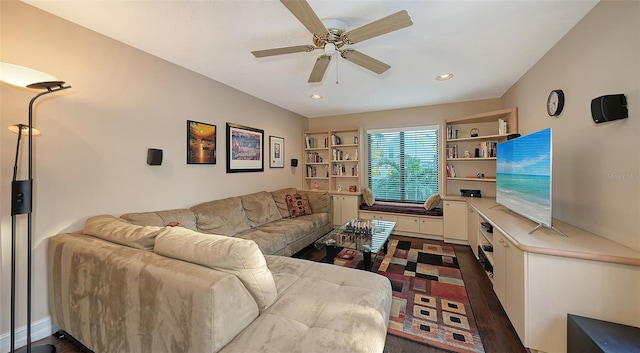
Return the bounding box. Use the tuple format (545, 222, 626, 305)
(252, 0, 413, 83)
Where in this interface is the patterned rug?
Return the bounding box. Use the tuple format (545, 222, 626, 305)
(334, 237, 485, 353)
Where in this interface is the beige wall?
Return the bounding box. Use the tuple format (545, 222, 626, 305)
(0, 0, 306, 341)
(312, 1, 640, 253)
(502, 0, 639, 251)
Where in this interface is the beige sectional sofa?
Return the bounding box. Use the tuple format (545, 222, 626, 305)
(47, 188, 393, 353)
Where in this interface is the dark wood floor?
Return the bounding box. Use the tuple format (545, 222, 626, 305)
(34, 237, 527, 353)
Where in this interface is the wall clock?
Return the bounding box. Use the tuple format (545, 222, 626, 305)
(547, 89, 565, 116)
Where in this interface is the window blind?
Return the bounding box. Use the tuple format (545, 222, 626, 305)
(367, 126, 439, 203)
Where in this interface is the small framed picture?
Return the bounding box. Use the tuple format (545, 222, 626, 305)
(269, 136, 285, 168)
(349, 185, 357, 192)
(226, 123, 264, 173)
(187, 120, 216, 164)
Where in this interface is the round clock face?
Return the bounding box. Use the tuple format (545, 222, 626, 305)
(547, 89, 565, 116)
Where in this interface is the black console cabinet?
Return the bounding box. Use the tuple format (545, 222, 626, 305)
(567, 314, 640, 353)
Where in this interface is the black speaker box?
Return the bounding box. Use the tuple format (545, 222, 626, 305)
(291, 158, 298, 167)
(507, 133, 521, 140)
(591, 94, 628, 124)
(147, 148, 163, 165)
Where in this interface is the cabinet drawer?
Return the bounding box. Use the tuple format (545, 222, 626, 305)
(419, 218, 443, 236)
(358, 211, 397, 222)
(397, 216, 420, 233)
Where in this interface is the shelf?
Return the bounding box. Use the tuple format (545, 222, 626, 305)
(447, 157, 496, 161)
(446, 134, 508, 142)
(447, 177, 496, 182)
(479, 227, 494, 244)
(443, 108, 518, 197)
(304, 128, 362, 194)
(305, 147, 329, 151)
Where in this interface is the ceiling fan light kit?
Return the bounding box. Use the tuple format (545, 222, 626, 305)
(253, 0, 413, 83)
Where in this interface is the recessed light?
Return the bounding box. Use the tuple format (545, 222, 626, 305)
(436, 73, 454, 81)
(310, 94, 323, 100)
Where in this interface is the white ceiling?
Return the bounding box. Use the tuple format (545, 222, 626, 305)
(24, 0, 599, 118)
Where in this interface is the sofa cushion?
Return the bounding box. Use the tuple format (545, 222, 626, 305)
(49, 233, 259, 353)
(120, 208, 197, 230)
(234, 229, 288, 256)
(240, 191, 282, 228)
(363, 187, 375, 206)
(285, 194, 312, 218)
(270, 187, 298, 218)
(154, 227, 277, 310)
(83, 215, 163, 250)
(190, 197, 251, 236)
(220, 256, 392, 353)
(424, 194, 442, 211)
(298, 190, 331, 214)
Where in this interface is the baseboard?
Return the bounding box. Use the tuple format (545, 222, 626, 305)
(0, 317, 58, 353)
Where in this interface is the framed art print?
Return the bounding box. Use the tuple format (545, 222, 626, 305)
(269, 136, 285, 168)
(187, 120, 216, 164)
(226, 122, 264, 173)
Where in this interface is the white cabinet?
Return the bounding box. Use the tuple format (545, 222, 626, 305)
(493, 230, 526, 342)
(332, 195, 359, 225)
(467, 205, 479, 258)
(419, 217, 443, 236)
(443, 200, 467, 243)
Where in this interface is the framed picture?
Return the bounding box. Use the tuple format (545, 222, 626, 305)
(226, 122, 264, 173)
(187, 120, 216, 164)
(269, 136, 285, 168)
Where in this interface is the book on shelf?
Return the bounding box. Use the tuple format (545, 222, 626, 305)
(477, 141, 497, 158)
(498, 119, 508, 135)
(331, 134, 342, 146)
(306, 152, 323, 163)
(446, 126, 459, 140)
(446, 144, 458, 159)
(305, 135, 328, 149)
(446, 164, 457, 178)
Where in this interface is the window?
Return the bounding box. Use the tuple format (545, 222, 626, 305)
(367, 126, 439, 203)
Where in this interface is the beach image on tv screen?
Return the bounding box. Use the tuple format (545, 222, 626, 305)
(496, 128, 552, 227)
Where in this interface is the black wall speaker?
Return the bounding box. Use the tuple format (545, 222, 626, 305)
(507, 133, 521, 140)
(290, 158, 298, 167)
(147, 148, 163, 165)
(591, 94, 628, 124)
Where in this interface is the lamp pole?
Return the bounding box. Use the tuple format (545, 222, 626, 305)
(9, 81, 70, 353)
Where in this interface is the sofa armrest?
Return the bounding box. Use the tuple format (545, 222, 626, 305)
(48, 233, 259, 353)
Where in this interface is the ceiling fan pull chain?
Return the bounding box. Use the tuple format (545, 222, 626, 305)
(335, 55, 339, 85)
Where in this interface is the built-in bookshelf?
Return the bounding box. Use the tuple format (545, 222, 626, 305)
(443, 108, 518, 197)
(303, 128, 362, 194)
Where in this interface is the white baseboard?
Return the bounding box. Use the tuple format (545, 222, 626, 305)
(0, 317, 57, 353)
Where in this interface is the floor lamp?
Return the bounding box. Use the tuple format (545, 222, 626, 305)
(1, 63, 71, 353)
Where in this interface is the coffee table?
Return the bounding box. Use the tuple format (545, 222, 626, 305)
(315, 219, 396, 271)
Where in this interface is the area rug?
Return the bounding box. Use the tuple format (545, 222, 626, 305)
(334, 237, 485, 353)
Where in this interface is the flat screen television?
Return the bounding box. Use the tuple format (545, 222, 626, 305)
(496, 128, 563, 235)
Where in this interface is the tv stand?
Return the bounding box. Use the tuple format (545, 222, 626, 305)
(529, 223, 568, 237)
(445, 195, 640, 353)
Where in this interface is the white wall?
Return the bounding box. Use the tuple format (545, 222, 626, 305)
(502, 0, 640, 251)
(0, 1, 306, 344)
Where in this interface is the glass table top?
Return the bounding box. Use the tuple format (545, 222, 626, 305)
(315, 219, 396, 253)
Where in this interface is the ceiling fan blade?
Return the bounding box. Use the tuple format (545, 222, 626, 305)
(340, 49, 390, 74)
(341, 10, 413, 44)
(280, 0, 327, 36)
(252, 45, 316, 58)
(308, 55, 331, 83)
